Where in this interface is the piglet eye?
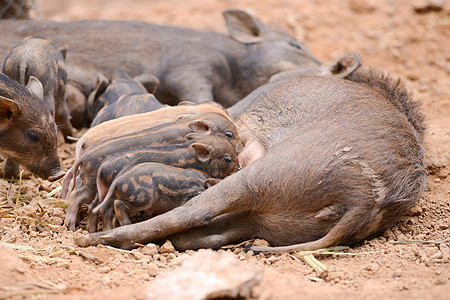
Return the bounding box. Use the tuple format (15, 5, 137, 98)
(223, 154, 233, 163)
(224, 130, 234, 139)
(24, 129, 40, 143)
(289, 41, 304, 51)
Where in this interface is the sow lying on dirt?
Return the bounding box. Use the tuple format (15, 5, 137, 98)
(0, 9, 320, 107)
(0, 73, 64, 181)
(76, 67, 426, 251)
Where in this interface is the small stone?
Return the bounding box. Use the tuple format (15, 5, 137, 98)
(267, 255, 278, 263)
(393, 269, 403, 278)
(147, 263, 159, 277)
(160, 240, 175, 254)
(101, 276, 112, 285)
(251, 239, 270, 247)
(141, 243, 159, 256)
(169, 254, 190, 267)
(434, 278, 448, 285)
(408, 205, 423, 216)
(99, 266, 110, 274)
(430, 252, 443, 260)
(364, 263, 380, 272)
(413, 0, 444, 13)
(438, 224, 449, 230)
(14, 266, 26, 274)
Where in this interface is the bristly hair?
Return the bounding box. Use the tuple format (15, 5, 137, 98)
(345, 67, 426, 142)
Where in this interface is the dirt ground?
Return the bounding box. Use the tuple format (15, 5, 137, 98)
(1, 0, 449, 299)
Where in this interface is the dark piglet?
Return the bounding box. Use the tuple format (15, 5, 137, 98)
(65, 82, 89, 129)
(87, 70, 160, 123)
(76, 68, 426, 251)
(65, 114, 241, 230)
(91, 93, 164, 127)
(2, 36, 74, 140)
(0, 9, 320, 107)
(0, 73, 64, 181)
(93, 163, 219, 230)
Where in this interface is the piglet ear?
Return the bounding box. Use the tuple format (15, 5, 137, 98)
(26, 76, 44, 100)
(134, 73, 160, 94)
(0, 95, 21, 127)
(205, 178, 220, 188)
(223, 9, 266, 44)
(191, 142, 213, 163)
(188, 120, 212, 134)
(59, 45, 68, 60)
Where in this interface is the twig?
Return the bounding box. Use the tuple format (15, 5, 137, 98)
(1, 242, 33, 251)
(64, 245, 102, 263)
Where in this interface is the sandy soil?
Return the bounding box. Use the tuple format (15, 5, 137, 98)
(1, 0, 449, 299)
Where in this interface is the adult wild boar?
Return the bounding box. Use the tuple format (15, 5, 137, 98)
(75, 66, 426, 251)
(0, 9, 320, 107)
(0, 73, 64, 181)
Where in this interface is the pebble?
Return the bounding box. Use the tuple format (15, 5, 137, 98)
(364, 263, 380, 272)
(160, 240, 176, 254)
(147, 263, 159, 277)
(169, 254, 191, 267)
(430, 252, 443, 260)
(141, 243, 159, 256)
(99, 266, 110, 274)
(393, 269, 403, 278)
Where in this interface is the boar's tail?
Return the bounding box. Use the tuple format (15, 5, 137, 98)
(345, 67, 426, 141)
(92, 180, 116, 215)
(249, 206, 370, 253)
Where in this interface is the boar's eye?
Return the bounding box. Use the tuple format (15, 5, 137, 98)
(24, 129, 40, 143)
(224, 130, 234, 139)
(222, 154, 233, 163)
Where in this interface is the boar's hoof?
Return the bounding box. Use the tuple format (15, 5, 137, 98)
(47, 169, 65, 182)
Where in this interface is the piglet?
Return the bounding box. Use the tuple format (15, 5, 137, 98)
(2, 36, 74, 141)
(0, 73, 64, 181)
(93, 163, 219, 230)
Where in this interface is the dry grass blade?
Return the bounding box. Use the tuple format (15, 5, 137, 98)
(15, 170, 24, 207)
(296, 253, 328, 278)
(1, 242, 33, 251)
(104, 245, 134, 253)
(47, 185, 62, 198)
(6, 180, 14, 207)
(392, 237, 450, 245)
(0, 288, 60, 299)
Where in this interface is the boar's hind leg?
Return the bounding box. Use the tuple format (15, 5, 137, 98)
(249, 206, 368, 253)
(166, 212, 257, 251)
(74, 173, 252, 249)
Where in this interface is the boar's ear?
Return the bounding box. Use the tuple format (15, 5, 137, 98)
(0, 95, 21, 122)
(223, 9, 266, 44)
(59, 45, 68, 60)
(134, 73, 160, 94)
(327, 52, 362, 79)
(205, 178, 220, 188)
(188, 120, 212, 134)
(191, 142, 213, 163)
(26, 76, 44, 100)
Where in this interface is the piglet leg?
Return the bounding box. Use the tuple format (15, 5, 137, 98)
(74, 171, 252, 249)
